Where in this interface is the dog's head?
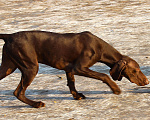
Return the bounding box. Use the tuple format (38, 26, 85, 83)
(110, 56, 149, 86)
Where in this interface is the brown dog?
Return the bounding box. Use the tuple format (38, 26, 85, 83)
(0, 31, 149, 108)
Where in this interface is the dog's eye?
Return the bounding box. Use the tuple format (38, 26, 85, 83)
(132, 70, 136, 73)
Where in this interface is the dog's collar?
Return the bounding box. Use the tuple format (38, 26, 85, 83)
(110, 60, 127, 81)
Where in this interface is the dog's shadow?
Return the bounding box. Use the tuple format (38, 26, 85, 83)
(1, 87, 150, 101)
(0, 90, 109, 108)
(0, 89, 111, 101)
(0, 88, 150, 108)
(128, 86, 150, 93)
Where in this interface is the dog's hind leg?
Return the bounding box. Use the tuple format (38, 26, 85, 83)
(0, 46, 17, 80)
(66, 72, 85, 100)
(13, 65, 45, 108)
(4, 41, 45, 108)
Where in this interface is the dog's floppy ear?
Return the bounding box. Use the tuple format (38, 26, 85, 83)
(109, 60, 126, 81)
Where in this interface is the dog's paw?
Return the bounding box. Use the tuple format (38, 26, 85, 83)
(78, 93, 86, 99)
(32, 101, 45, 108)
(112, 88, 121, 95)
(74, 93, 86, 100)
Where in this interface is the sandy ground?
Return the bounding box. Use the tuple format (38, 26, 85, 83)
(0, 0, 150, 120)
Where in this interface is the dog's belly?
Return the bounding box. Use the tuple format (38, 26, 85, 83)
(38, 54, 75, 72)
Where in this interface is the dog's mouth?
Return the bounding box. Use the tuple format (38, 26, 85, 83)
(123, 71, 149, 86)
(128, 77, 149, 86)
(138, 79, 149, 86)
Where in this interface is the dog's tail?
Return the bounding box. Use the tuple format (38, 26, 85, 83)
(0, 34, 11, 42)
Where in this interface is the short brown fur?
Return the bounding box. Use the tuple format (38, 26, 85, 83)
(0, 31, 148, 108)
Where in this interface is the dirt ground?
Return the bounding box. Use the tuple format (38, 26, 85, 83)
(0, 0, 150, 120)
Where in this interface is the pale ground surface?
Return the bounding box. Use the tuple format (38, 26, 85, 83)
(0, 0, 150, 120)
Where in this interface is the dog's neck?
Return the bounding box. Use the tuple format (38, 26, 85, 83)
(99, 51, 123, 68)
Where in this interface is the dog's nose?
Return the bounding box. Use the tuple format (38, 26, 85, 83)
(144, 78, 149, 85)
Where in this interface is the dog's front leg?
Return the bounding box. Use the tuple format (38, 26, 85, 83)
(73, 67, 121, 95)
(66, 72, 85, 100)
